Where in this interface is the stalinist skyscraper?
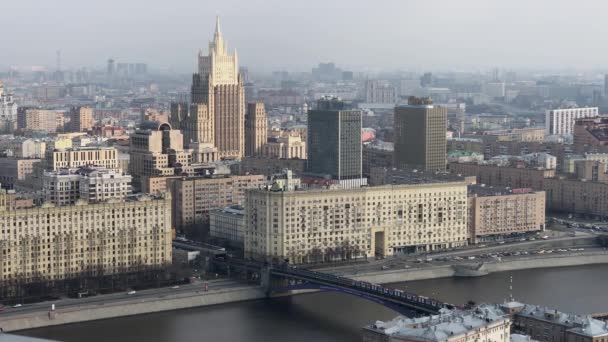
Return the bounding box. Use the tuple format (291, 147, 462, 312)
(173, 17, 245, 160)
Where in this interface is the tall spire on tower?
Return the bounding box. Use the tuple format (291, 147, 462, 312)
(214, 16, 221, 37)
(210, 16, 226, 55)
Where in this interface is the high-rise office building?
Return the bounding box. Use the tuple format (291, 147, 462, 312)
(245, 102, 267, 156)
(394, 97, 447, 171)
(307, 97, 363, 187)
(178, 17, 245, 159)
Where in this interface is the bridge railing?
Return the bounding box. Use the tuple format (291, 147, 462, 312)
(214, 257, 454, 313)
(272, 264, 453, 312)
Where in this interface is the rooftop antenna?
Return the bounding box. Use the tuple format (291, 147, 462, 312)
(508, 275, 514, 302)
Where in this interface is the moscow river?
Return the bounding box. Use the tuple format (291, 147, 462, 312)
(19, 264, 608, 342)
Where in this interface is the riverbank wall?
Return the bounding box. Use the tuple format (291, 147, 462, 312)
(349, 252, 608, 284)
(5, 253, 608, 332)
(1, 286, 266, 333)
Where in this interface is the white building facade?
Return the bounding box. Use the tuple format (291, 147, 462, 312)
(43, 167, 132, 205)
(0, 83, 18, 122)
(545, 107, 599, 136)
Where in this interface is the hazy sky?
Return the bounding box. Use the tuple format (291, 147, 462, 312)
(2, 0, 608, 73)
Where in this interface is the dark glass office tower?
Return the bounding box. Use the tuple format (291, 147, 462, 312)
(307, 97, 362, 186)
(394, 96, 447, 171)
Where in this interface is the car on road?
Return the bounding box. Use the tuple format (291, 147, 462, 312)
(467, 256, 476, 260)
(127, 290, 137, 295)
(13, 304, 22, 308)
(381, 265, 389, 270)
(172, 286, 180, 289)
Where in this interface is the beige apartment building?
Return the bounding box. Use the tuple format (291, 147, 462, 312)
(468, 185, 545, 243)
(17, 108, 64, 132)
(262, 133, 306, 159)
(46, 146, 119, 171)
(245, 102, 267, 157)
(129, 122, 192, 191)
(169, 174, 265, 229)
(70, 106, 94, 132)
(482, 127, 546, 142)
(449, 162, 556, 190)
(244, 180, 469, 263)
(0, 192, 172, 286)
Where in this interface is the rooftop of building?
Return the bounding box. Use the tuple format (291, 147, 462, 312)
(213, 205, 245, 216)
(447, 150, 482, 157)
(363, 140, 394, 151)
(468, 184, 537, 197)
(517, 304, 608, 337)
(375, 167, 468, 185)
(365, 305, 508, 341)
(449, 159, 552, 170)
(510, 334, 539, 342)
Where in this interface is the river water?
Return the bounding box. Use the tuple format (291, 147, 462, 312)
(18, 264, 608, 342)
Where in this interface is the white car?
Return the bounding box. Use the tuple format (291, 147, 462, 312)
(127, 290, 137, 295)
(13, 304, 22, 308)
(172, 286, 180, 289)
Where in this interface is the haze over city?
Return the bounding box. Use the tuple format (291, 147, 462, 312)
(5, 2, 608, 341)
(3, 0, 608, 72)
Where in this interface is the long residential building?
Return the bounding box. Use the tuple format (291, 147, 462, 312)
(169, 174, 265, 229)
(0, 192, 172, 286)
(46, 146, 119, 171)
(449, 162, 556, 190)
(544, 177, 608, 217)
(17, 108, 64, 133)
(244, 180, 469, 263)
(545, 107, 598, 136)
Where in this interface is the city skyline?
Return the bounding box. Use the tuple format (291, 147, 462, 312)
(3, 0, 608, 72)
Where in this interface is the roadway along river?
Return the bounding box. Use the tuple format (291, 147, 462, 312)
(17, 264, 608, 342)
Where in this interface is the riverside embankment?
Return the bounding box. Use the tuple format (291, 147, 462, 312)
(4, 251, 608, 332)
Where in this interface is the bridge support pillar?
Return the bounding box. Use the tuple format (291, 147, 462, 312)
(260, 266, 271, 296)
